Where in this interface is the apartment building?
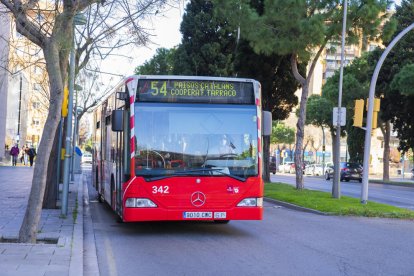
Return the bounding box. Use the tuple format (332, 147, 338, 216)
(0, 7, 49, 162)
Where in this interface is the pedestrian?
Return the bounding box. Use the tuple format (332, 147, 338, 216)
(19, 146, 25, 164)
(28, 145, 37, 167)
(10, 144, 19, 166)
(24, 145, 29, 166)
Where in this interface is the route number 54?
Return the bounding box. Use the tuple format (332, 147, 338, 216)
(151, 81, 167, 96)
(152, 186, 169, 194)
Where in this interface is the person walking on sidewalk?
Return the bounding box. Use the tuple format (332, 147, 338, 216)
(28, 145, 37, 167)
(24, 145, 29, 166)
(19, 146, 26, 165)
(10, 144, 19, 166)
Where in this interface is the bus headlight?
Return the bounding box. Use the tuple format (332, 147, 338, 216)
(237, 197, 263, 207)
(125, 198, 157, 208)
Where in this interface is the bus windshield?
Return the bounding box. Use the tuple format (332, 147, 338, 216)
(134, 103, 258, 180)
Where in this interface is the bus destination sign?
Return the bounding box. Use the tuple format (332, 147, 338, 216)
(137, 79, 255, 104)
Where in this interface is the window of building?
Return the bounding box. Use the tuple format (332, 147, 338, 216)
(33, 66, 42, 75)
(36, 13, 44, 23)
(33, 83, 41, 91)
(32, 118, 40, 126)
(32, 102, 41, 109)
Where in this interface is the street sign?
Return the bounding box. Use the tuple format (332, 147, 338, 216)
(333, 107, 346, 126)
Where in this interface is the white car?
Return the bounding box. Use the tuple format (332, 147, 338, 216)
(82, 152, 92, 163)
(305, 164, 324, 176)
(279, 162, 294, 173)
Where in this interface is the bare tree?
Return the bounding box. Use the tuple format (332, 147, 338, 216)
(73, 0, 184, 137)
(0, 0, 177, 243)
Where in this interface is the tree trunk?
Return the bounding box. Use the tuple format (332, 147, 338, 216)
(294, 81, 309, 190)
(290, 54, 312, 190)
(43, 126, 60, 209)
(382, 120, 391, 182)
(262, 135, 270, 182)
(18, 41, 64, 243)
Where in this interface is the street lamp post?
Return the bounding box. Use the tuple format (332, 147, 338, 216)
(16, 73, 23, 146)
(333, 0, 347, 199)
(361, 22, 414, 204)
(322, 126, 326, 174)
(61, 13, 86, 216)
(71, 88, 81, 181)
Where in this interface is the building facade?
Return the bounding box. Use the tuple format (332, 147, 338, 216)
(0, 7, 49, 163)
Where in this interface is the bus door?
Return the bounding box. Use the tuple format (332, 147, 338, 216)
(114, 111, 125, 213)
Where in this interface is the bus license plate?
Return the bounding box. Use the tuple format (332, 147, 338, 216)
(183, 212, 212, 219)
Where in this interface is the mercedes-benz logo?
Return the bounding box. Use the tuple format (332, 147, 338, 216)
(191, 191, 206, 207)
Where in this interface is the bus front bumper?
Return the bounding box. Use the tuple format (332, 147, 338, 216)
(122, 206, 263, 222)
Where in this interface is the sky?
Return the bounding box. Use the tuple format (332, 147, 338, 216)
(99, 3, 186, 82)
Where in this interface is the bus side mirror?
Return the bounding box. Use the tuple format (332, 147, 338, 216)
(262, 111, 272, 136)
(112, 110, 124, 132)
(116, 92, 128, 100)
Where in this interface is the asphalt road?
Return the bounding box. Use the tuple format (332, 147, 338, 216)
(82, 166, 414, 276)
(271, 173, 414, 210)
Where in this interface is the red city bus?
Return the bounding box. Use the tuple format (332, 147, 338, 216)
(92, 75, 271, 223)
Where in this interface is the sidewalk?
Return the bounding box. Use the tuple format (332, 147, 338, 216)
(0, 165, 86, 276)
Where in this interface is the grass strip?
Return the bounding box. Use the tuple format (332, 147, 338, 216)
(265, 182, 414, 219)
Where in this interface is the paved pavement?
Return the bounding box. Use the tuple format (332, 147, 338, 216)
(0, 165, 98, 276)
(0, 158, 411, 276)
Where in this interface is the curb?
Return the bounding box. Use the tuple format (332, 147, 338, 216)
(369, 180, 414, 188)
(83, 174, 100, 275)
(264, 197, 328, 216)
(69, 176, 83, 276)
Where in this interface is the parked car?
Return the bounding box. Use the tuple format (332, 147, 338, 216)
(269, 156, 277, 174)
(325, 162, 363, 182)
(305, 164, 324, 176)
(279, 162, 305, 173)
(279, 161, 294, 173)
(82, 152, 92, 164)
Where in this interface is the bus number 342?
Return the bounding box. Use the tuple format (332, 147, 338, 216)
(152, 186, 170, 194)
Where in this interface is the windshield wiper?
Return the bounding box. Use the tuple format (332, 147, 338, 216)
(143, 168, 246, 182)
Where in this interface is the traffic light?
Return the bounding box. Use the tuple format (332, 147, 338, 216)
(62, 87, 69, 117)
(365, 97, 381, 111)
(372, 111, 378, 129)
(362, 98, 381, 129)
(372, 98, 381, 129)
(353, 99, 364, 127)
(374, 98, 381, 112)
